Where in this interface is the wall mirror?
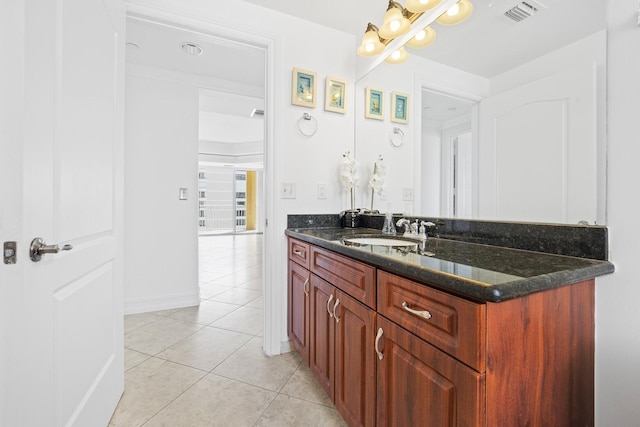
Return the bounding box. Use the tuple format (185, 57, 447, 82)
(353, 0, 607, 225)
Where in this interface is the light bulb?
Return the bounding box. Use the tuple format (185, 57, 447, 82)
(447, 3, 460, 16)
(415, 29, 426, 41)
(390, 20, 400, 32)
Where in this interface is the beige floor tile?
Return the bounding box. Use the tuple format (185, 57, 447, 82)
(124, 312, 160, 335)
(167, 300, 241, 325)
(198, 282, 234, 299)
(256, 394, 347, 427)
(108, 357, 206, 427)
(280, 364, 334, 407)
(246, 295, 264, 309)
(125, 317, 203, 355)
(124, 348, 151, 371)
(143, 373, 277, 427)
(210, 306, 263, 335)
(212, 337, 300, 392)
(237, 277, 264, 290)
(155, 326, 253, 371)
(209, 287, 262, 305)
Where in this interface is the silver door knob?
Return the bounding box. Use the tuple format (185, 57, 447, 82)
(30, 237, 73, 262)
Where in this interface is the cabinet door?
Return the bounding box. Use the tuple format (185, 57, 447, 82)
(309, 274, 335, 400)
(334, 290, 376, 427)
(376, 316, 484, 427)
(288, 260, 310, 363)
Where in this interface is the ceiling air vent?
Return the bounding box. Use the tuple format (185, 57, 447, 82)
(504, 2, 538, 22)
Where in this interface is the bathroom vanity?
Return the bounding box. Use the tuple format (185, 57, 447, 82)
(285, 217, 613, 427)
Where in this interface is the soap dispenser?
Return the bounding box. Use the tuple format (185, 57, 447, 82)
(382, 211, 396, 235)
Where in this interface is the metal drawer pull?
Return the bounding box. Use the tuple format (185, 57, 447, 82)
(333, 298, 341, 323)
(402, 301, 432, 320)
(375, 327, 384, 360)
(293, 249, 303, 256)
(303, 278, 309, 296)
(327, 294, 334, 318)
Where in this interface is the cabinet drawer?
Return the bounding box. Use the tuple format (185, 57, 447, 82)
(288, 238, 311, 270)
(311, 246, 376, 308)
(378, 270, 486, 371)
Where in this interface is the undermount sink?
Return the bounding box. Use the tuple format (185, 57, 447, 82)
(342, 237, 419, 247)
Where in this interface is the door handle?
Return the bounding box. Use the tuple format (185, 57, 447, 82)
(30, 237, 73, 262)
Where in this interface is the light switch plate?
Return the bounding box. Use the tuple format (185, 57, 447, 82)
(317, 183, 327, 199)
(281, 183, 296, 199)
(402, 187, 414, 201)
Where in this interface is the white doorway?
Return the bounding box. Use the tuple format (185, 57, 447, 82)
(420, 89, 475, 218)
(124, 13, 278, 353)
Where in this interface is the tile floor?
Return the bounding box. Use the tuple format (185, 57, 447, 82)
(109, 234, 346, 427)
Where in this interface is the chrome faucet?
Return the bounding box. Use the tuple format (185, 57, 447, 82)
(418, 221, 436, 240)
(395, 218, 412, 236)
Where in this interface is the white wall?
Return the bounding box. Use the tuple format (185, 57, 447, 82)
(124, 73, 200, 313)
(596, 1, 640, 424)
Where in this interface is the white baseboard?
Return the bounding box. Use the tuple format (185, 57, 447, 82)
(124, 293, 201, 315)
(280, 339, 293, 354)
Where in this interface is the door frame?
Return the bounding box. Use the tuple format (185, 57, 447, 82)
(124, 3, 281, 355)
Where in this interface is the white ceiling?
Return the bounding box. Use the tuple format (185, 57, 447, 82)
(244, 0, 605, 78)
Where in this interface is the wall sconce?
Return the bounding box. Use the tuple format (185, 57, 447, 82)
(436, 0, 473, 25)
(406, 26, 437, 49)
(385, 47, 409, 64)
(357, 23, 385, 56)
(406, 0, 442, 13)
(378, 1, 412, 40)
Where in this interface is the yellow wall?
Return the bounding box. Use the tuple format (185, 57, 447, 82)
(246, 170, 256, 230)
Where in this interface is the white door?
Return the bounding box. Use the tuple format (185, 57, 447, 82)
(1, 0, 125, 426)
(478, 63, 597, 224)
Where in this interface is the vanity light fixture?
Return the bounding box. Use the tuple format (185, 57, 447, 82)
(385, 47, 409, 64)
(378, 1, 412, 40)
(356, 23, 385, 56)
(406, 26, 437, 49)
(406, 0, 442, 13)
(356, 0, 473, 63)
(436, 0, 473, 25)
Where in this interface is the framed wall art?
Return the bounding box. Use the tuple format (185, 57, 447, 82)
(365, 87, 384, 120)
(325, 76, 348, 114)
(291, 67, 317, 108)
(391, 91, 409, 124)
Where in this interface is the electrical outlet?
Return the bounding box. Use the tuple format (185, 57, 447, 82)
(281, 182, 296, 199)
(402, 187, 414, 201)
(317, 184, 327, 199)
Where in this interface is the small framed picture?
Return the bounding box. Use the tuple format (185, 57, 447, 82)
(325, 76, 348, 114)
(291, 67, 317, 108)
(365, 87, 384, 120)
(391, 91, 409, 124)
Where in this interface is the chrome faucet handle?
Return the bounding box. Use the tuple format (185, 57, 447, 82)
(395, 218, 411, 235)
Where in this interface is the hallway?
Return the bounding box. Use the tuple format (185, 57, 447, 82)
(109, 234, 346, 426)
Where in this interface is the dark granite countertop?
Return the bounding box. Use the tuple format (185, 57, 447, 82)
(285, 227, 615, 303)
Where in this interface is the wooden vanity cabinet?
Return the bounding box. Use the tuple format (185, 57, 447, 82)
(289, 238, 377, 427)
(376, 316, 484, 427)
(288, 259, 310, 364)
(310, 274, 376, 427)
(288, 237, 596, 426)
(287, 239, 311, 363)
